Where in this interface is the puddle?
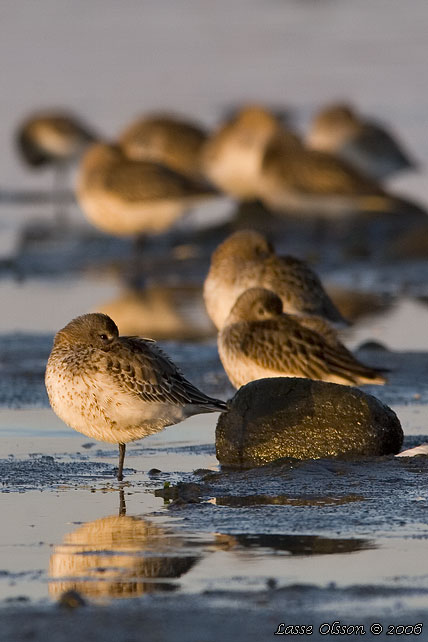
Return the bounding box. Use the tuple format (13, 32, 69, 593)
(344, 298, 428, 351)
(1, 403, 428, 608)
(48, 509, 199, 602)
(96, 284, 214, 341)
(213, 533, 373, 555)
(0, 277, 120, 334)
(3, 479, 428, 606)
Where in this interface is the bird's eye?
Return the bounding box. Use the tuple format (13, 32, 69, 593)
(99, 333, 110, 341)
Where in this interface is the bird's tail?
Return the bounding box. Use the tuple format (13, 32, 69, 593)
(357, 193, 427, 217)
(202, 397, 229, 413)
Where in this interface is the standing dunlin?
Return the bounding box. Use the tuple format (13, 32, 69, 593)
(218, 288, 385, 389)
(45, 313, 227, 480)
(16, 109, 97, 221)
(203, 230, 347, 330)
(17, 109, 97, 170)
(76, 143, 217, 236)
(258, 130, 393, 216)
(306, 103, 416, 180)
(119, 113, 208, 179)
(202, 105, 299, 200)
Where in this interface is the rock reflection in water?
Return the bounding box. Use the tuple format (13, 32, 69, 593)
(96, 285, 215, 341)
(213, 493, 365, 508)
(216, 533, 374, 556)
(49, 512, 198, 601)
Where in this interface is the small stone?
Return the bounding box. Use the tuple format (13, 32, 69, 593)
(357, 340, 389, 352)
(216, 377, 403, 468)
(58, 589, 86, 608)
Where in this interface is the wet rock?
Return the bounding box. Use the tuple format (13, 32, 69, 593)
(58, 590, 86, 609)
(216, 377, 403, 467)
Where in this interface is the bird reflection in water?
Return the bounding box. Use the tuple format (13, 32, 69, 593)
(96, 284, 215, 341)
(49, 491, 198, 602)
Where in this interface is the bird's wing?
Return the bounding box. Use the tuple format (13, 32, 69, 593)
(104, 160, 214, 202)
(263, 138, 383, 196)
(238, 318, 382, 384)
(122, 118, 206, 148)
(108, 337, 225, 408)
(292, 149, 383, 195)
(354, 123, 412, 164)
(264, 255, 346, 324)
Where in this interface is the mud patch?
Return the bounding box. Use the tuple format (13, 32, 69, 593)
(212, 493, 365, 507)
(159, 450, 428, 539)
(0, 454, 119, 491)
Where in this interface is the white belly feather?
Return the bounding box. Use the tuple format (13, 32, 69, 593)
(45, 365, 187, 444)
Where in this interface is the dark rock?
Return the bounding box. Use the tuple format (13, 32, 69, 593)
(58, 589, 86, 609)
(216, 377, 403, 467)
(356, 340, 389, 352)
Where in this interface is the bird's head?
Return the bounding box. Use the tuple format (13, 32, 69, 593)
(212, 230, 274, 264)
(54, 313, 119, 350)
(226, 287, 283, 324)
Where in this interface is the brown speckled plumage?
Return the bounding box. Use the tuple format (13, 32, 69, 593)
(261, 131, 384, 196)
(203, 230, 347, 330)
(218, 288, 385, 389)
(77, 143, 217, 236)
(202, 105, 298, 199)
(119, 113, 207, 178)
(45, 313, 226, 479)
(306, 103, 415, 180)
(17, 110, 96, 167)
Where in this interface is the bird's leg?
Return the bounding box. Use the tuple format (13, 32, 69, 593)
(128, 234, 146, 283)
(117, 443, 126, 482)
(118, 488, 126, 516)
(133, 233, 146, 253)
(53, 162, 69, 229)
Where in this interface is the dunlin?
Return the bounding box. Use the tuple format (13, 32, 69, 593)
(306, 103, 415, 180)
(45, 313, 227, 480)
(119, 113, 207, 179)
(203, 230, 347, 330)
(76, 143, 217, 236)
(16, 109, 97, 221)
(202, 105, 300, 200)
(218, 288, 385, 389)
(258, 130, 392, 216)
(16, 110, 97, 169)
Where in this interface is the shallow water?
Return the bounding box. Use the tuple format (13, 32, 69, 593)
(1, 388, 428, 610)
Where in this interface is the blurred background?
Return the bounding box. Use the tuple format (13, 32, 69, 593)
(2, 0, 427, 191)
(1, 0, 428, 344)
